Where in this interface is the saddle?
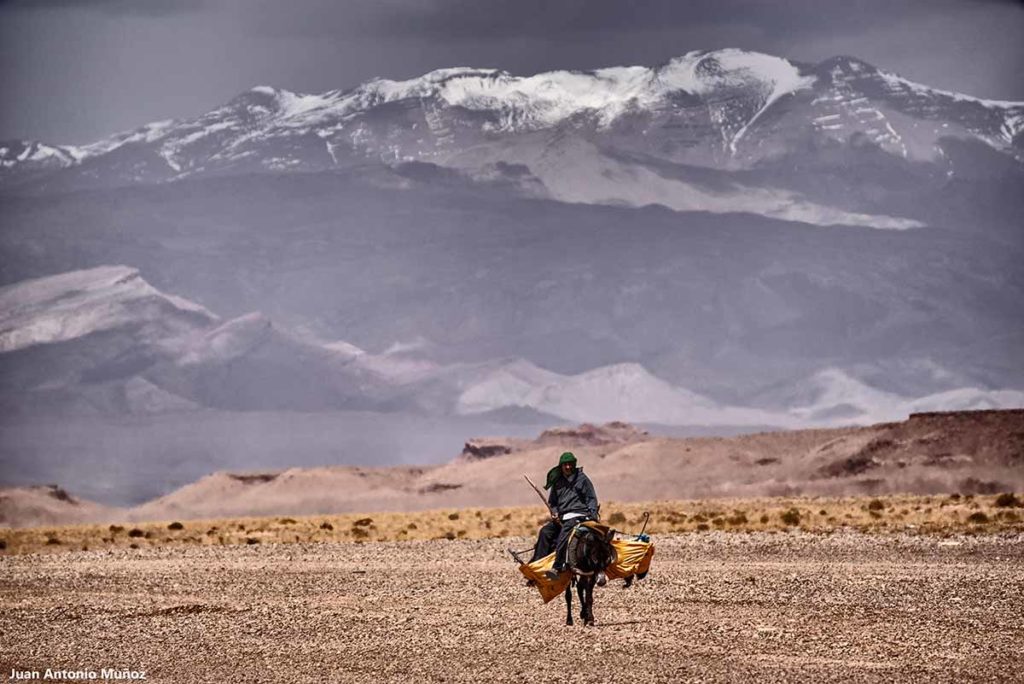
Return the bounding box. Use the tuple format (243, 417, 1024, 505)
(566, 520, 617, 574)
(577, 519, 613, 540)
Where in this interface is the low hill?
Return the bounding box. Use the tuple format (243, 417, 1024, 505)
(1, 410, 1021, 527)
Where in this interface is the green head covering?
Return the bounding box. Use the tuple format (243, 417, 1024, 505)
(545, 452, 578, 489)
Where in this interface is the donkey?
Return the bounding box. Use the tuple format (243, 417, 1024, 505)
(562, 523, 617, 626)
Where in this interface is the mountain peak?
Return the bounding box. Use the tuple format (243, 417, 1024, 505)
(0, 265, 217, 354)
(3, 49, 1021, 195)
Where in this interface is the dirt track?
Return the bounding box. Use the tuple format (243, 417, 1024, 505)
(2, 532, 1022, 683)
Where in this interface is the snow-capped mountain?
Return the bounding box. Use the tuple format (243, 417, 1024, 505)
(1, 50, 1021, 435)
(3, 50, 1019, 228)
(7, 267, 1017, 427)
(0, 266, 411, 414)
(455, 362, 1024, 428)
(785, 368, 1024, 425)
(0, 265, 216, 354)
(456, 360, 795, 427)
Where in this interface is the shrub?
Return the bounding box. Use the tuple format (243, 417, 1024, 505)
(279, 518, 297, 525)
(994, 493, 1021, 508)
(444, 531, 457, 540)
(168, 522, 184, 530)
(109, 525, 124, 533)
(45, 536, 60, 545)
(727, 513, 748, 526)
(607, 511, 627, 525)
(407, 522, 418, 530)
(760, 514, 770, 524)
(354, 517, 374, 527)
(695, 523, 710, 531)
(129, 543, 139, 549)
(0, 539, 7, 550)
(351, 527, 369, 539)
(967, 512, 989, 524)
(780, 509, 801, 526)
(245, 537, 260, 545)
(867, 499, 885, 511)
(127, 528, 145, 538)
(447, 512, 460, 521)
(319, 522, 334, 531)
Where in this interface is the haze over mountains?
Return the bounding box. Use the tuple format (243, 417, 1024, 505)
(0, 49, 1022, 503)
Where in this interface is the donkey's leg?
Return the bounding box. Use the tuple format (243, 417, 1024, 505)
(577, 577, 586, 621)
(564, 578, 574, 626)
(584, 577, 596, 626)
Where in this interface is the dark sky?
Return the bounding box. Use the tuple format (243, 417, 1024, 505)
(1, 0, 1022, 145)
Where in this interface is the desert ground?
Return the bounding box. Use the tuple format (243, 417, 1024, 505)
(1, 529, 1022, 683)
(2, 411, 1021, 681)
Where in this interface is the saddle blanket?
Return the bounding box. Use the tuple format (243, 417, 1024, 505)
(519, 537, 655, 603)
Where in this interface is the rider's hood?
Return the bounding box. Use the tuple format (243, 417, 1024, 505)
(544, 465, 583, 490)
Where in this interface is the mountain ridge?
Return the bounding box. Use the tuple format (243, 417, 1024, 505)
(2, 410, 1021, 526)
(2, 265, 1020, 428)
(2, 49, 1020, 198)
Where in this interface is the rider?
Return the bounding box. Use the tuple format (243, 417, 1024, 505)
(530, 452, 599, 581)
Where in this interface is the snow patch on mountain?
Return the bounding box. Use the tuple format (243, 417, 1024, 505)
(660, 49, 813, 98)
(266, 49, 812, 135)
(67, 119, 178, 161)
(0, 141, 78, 170)
(660, 49, 816, 153)
(876, 70, 1024, 111)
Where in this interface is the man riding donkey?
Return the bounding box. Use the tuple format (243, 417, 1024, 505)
(517, 451, 655, 626)
(530, 451, 599, 581)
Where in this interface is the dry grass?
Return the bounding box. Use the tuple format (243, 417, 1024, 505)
(1, 492, 1021, 556)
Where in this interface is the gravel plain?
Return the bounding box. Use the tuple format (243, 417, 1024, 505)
(1, 531, 1022, 683)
